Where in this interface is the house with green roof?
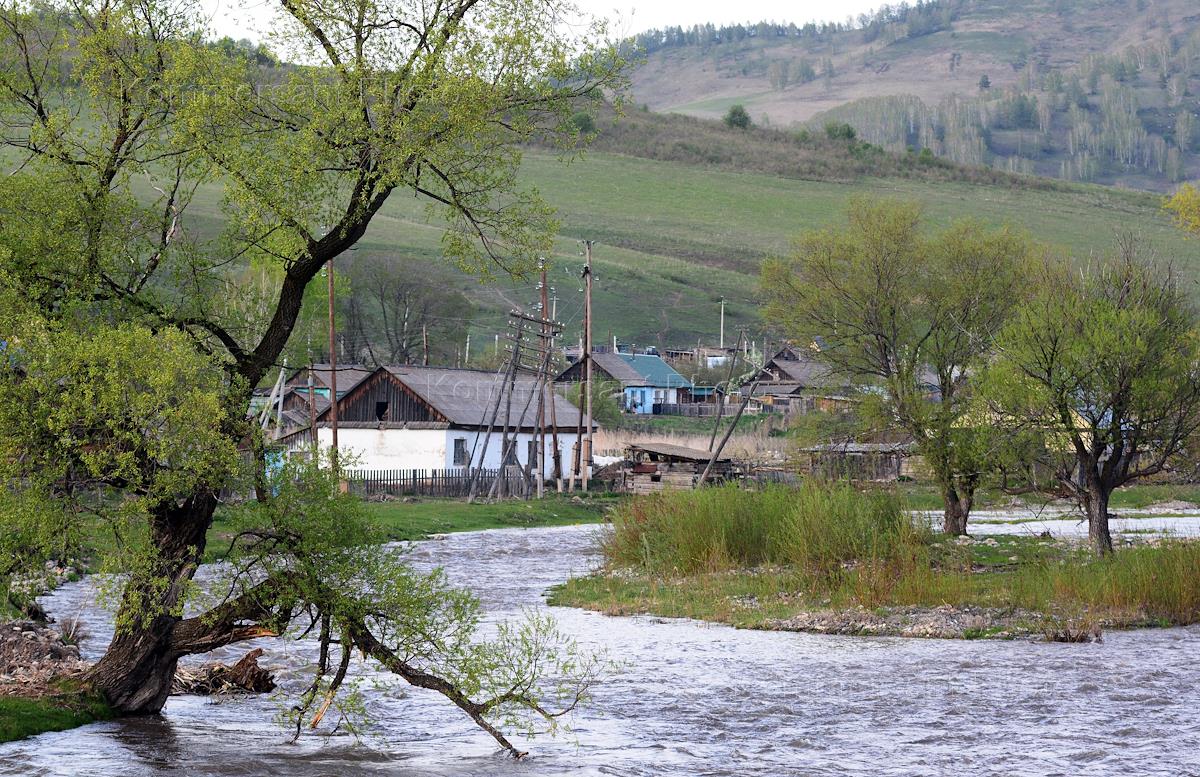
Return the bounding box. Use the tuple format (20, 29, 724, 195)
(555, 351, 693, 415)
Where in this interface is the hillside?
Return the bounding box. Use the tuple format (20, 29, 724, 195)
(333, 127, 1198, 351)
(173, 109, 1198, 352)
(626, 0, 1200, 190)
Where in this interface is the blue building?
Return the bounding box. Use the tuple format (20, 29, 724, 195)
(555, 352, 693, 415)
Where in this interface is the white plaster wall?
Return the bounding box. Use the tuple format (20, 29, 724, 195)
(450, 430, 577, 473)
(316, 427, 447, 471)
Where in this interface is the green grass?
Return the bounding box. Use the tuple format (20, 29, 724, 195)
(0, 686, 114, 743)
(134, 113, 1199, 348)
(549, 485, 1200, 637)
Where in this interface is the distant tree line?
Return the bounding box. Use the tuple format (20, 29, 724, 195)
(623, 1, 959, 58)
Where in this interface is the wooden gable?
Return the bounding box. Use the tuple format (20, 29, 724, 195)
(318, 368, 448, 424)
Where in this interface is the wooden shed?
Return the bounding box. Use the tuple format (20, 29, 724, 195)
(617, 442, 735, 494)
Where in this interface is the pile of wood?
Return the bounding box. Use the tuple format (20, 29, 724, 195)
(171, 648, 276, 696)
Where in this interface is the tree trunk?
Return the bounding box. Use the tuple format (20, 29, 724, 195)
(1082, 484, 1114, 555)
(942, 486, 972, 536)
(86, 493, 217, 713)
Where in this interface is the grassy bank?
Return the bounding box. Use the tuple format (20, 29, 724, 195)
(0, 686, 113, 744)
(548, 485, 1200, 638)
(199, 495, 614, 564)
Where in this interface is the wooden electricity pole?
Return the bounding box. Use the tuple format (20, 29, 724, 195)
(582, 240, 594, 493)
(327, 258, 339, 471)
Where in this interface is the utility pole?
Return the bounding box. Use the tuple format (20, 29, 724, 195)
(465, 333, 471, 366)
(541, 265, 563, 492)
(719, 297, 726, 349)
(307, 367, 316, 446)
(327, 258, 339, 473)
(582, 240, 594, 493)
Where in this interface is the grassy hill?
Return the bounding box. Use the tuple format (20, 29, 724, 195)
(626, 0, 1200, 190)
(335, 127, 1197, 349)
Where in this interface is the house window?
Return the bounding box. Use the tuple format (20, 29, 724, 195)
(453, 438, 468, 466)
(503, 441, 518, 467)
(527, 439, 538, 466)
(375, 401, 389, 422)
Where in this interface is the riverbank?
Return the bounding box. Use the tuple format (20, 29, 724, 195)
(0, 621, 110, 744)
(74, 493, 618, 568)
(548, 487, 1200, 640)
(0, 494, 616, 743)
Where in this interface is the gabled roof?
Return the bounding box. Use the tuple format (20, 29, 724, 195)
(380, 366, 583, 429)
(580, 352, 692, 389)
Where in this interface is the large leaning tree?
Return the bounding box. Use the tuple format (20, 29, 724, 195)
(761, 198, 1032, 535)
(0, 0, 622, 754)
(981, 238, 1200, 556)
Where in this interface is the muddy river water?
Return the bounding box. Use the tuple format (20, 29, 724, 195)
(3, 519, 1199, 776)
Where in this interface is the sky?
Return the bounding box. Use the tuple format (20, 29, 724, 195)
(202, 1, 884, 43)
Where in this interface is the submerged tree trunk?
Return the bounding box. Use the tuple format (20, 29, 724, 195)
(942, 486, 973, 536)
(85, 493, 217, 713)
(1081, 483, 1114, 555)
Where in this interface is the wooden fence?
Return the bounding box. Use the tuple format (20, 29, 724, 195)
(346, 468, 529, 498)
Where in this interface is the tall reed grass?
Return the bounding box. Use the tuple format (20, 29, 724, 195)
(602, 483, 928, 577)
(601, 484, 1200, 623)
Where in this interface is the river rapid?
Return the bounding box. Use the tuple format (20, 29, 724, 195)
(3, 522, 1199, 776)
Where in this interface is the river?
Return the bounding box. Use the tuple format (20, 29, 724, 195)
(3, 522, 1199, 776)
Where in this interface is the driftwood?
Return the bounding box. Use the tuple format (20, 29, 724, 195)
(171, 648, 276, 695)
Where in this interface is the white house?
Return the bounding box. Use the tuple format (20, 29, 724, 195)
(284, 365, 585, 474)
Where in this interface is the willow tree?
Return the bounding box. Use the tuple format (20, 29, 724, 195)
(984, 242, 1200, 556)
(761, 198, 1032, 535)
(0, 0, 621, 752)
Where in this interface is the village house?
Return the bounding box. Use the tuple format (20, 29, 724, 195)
(745, 344, 855, 414)
(282, 365, 585, 473)
(555, 351, 692, 415)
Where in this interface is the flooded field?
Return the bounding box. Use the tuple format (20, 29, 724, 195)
(3, 516, 1199, 776)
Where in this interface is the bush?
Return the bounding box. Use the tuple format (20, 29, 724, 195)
(570, 111, 596, 134)
(723, 104, 752, 130)
(824, 121, 857, 141)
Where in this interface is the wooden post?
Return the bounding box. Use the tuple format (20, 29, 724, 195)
(327, 258, 340, 479)
(582, 240, 593, 493)
(422, 324, 429, 366)
(708, 330, 744, 452)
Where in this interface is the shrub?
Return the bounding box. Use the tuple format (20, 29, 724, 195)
(724, 104, 752, 130)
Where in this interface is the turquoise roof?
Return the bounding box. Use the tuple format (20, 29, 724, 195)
(619, 353, 692, 389)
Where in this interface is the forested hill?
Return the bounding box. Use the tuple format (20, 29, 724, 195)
(626, 0, 1200, 191)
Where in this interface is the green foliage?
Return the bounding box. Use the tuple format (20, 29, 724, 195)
(0, 0, 623, 744)
(560, 533, 1200, 631)
(571, 111, 597, 135)
(564, 378, 623, 427)
(824, 121, 857, 141)
(761, 198, 1034, 531)
(980, 241, 1200, 552)
(0, 688, 114, 743)
(601, 483, 923, 577)
(723, 104, 752, 129)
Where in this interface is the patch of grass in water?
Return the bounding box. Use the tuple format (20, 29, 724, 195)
(0, 683, 114, 743)
(550, 485, 1200, 638)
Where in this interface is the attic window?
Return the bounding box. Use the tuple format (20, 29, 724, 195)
(375, 401, 389, 422)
